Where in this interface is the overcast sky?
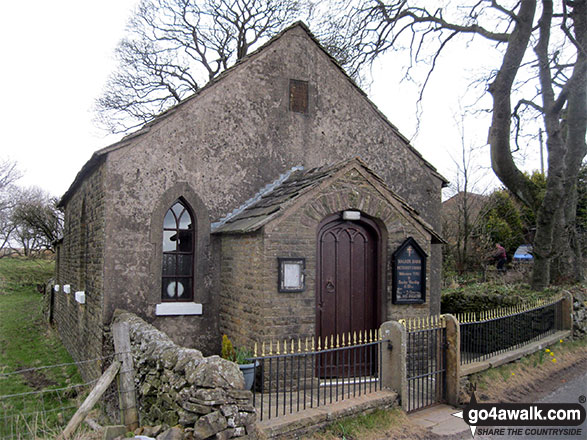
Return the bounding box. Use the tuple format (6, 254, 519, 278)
(0, 1, 543, 201)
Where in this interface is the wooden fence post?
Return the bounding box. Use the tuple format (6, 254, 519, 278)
(59, 361, 121, 440)
(443, 314, 461, 406)
(113, 321, 139, 431)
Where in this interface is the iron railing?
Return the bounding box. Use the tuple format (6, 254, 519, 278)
(400, 315, 447, 412)
(458, 296, 564, 365)
(247, 331, 383, 421)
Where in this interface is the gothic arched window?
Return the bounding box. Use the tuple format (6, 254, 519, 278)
(162, 199, 195, 302)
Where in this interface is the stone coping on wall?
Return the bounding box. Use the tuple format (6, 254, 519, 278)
(258, 390, 398, 439)
(111, 310, 259, 439)
(460, 330, 571, 377)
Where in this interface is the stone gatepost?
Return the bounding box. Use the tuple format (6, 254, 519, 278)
(380, 321, 408, 411)
(443, 314, 460, 406)
(561, 291, 574, 333)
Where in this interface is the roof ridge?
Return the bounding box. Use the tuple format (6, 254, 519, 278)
(212, 157, 444, 243)
(60, 21, 447, 207)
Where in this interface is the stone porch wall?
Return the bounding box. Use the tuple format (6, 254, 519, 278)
(112, 310, 258, 438)
(218, 232, 267, 350)
(217, 168, 434, 349)
(260, 171, 433, 344)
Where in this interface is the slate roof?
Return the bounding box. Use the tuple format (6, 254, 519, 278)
(58, 21, 447, 208)
(212, 157, 444, 244)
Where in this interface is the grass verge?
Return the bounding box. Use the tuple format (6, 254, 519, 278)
(0, 257, 86, 438)
(308, 408, 423, 440)
(466, 335, 587, 403)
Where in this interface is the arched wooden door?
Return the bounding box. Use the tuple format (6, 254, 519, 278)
(316, 216, 380, 375)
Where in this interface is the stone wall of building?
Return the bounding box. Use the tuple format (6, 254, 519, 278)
(102, 182, 219, 355)
(98, 24, 444, 350)
(218, 233, 267, 350)
(55, 24, 444, 364)
(112, 311, 257, 438)
(53, 161, 106, 379)
(218, 167, 433, 347)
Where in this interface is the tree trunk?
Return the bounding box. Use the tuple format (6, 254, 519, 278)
(564, 0, 587, 283)
(549, 0, 587, 284)
(489, 1, 539, 209)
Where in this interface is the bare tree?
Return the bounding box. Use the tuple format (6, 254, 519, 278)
(0, 158, 20, 208)
(442, 114, 491, 274)
(0, 158, 21, 256)
(11, 187, 63, 256)
(95, 0, 312, 133)
(326, 0, 586, 289)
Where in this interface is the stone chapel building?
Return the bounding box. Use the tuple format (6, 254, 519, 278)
(51, 22, 447, 378)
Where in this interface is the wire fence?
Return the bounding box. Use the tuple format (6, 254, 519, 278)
(0, 353, 124, 439)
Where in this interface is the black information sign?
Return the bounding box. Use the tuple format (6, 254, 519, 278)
(392, 237, 426, 304)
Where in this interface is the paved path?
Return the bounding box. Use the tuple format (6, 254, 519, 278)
(476, 371, 587, 440)
(409, 404, 470, 437)
(409, 371, 587, 439)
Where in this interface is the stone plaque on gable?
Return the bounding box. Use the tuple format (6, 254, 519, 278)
(392, 237, 426, 304)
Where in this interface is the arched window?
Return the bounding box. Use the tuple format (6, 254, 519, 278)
(161, 199, 195, 302)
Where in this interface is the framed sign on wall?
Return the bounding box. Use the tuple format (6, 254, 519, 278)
(278, 257, 305, 293)
(392, 237, 427, 304)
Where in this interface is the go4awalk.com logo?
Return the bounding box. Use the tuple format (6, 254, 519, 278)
(452, 392, 586, 437)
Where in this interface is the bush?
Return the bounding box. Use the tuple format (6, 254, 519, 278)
(221, 335, 252, 364)
(440, 282, 561, 315)
(441, 290, 523, 315)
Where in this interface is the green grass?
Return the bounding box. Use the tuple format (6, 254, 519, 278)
(0, 257, 84, 438)
(0, 256, 54, 289)
(318, 408, 406, 439)
(470, 335, 587, 392)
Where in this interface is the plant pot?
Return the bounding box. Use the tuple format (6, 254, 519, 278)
(239, 362, 257, 390)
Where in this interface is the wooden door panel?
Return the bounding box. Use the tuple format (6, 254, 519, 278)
(350, 233, 367, 332)
(320, 230, 337, 338)
(317, 219, 379, 377)
(336, 229, 351, 335)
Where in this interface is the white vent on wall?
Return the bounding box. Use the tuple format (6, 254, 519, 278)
(63, 285, 71, 294)
(75, 291, 86, 304)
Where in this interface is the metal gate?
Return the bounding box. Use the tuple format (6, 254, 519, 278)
(401, 315, 447, 412)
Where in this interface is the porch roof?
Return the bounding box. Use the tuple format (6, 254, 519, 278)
(212, 157, 444, 244)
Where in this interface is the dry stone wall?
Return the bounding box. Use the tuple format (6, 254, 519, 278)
(112, 311, 258, 439)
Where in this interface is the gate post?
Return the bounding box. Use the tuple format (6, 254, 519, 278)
(380, 321, 408, 411)
(444, 314, 460, 406)
(561, 291, 573, 333)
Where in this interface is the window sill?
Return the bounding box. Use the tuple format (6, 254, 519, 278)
(155, 302, 202, 316)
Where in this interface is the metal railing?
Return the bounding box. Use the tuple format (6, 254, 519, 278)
(400, 315, 447, 412)
(458, 296, 564, 365)
(247, 330, 383, 421)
